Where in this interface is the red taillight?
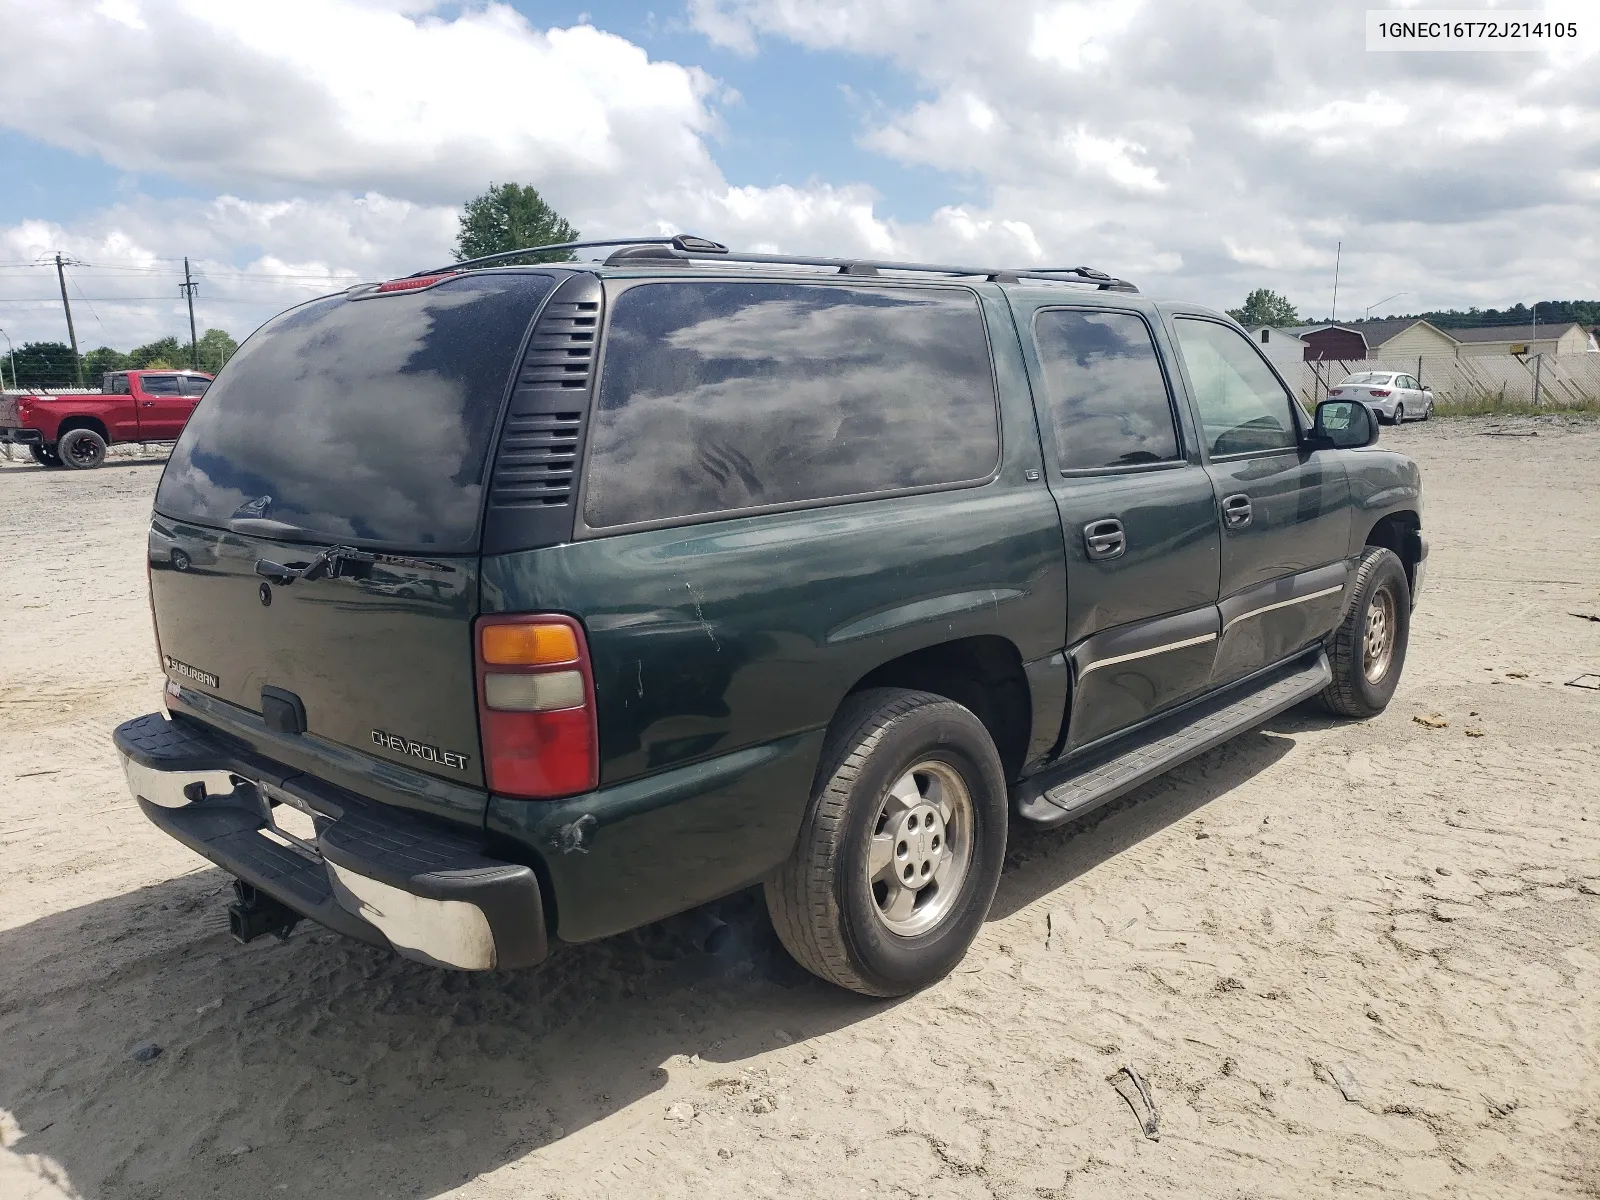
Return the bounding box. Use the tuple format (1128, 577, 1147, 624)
(474, 613, 598, 799)
(376, 272, 456, 293)
(1369, 389, 1391, 398)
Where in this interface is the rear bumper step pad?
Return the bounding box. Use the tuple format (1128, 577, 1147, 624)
(1014, 651, 1332, 828)
(114, 712, 546, 970)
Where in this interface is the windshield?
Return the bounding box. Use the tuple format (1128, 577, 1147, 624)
(155, 272, 556, 551)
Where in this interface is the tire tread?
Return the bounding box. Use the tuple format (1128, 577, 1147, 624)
(1320, 546, 1407, 718)
(765, 688, 969, 997)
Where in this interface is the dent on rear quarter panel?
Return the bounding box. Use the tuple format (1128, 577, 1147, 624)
(479, 482, 1065, 788)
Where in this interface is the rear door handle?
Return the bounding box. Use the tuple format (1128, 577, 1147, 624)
(1083, 518, 1126, 561)
(1222, 493, 1253, 528)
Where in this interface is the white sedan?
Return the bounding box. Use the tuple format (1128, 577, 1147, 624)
(1327, 371, 1434, 424)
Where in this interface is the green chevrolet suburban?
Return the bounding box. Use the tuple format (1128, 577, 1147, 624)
(114, 235, 1425, 996)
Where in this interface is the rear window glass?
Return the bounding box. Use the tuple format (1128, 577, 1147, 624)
(180, 375, 211, 398)
(1033, 309, 1180, 470)
(1342, 372, 1392, 385)
(583, 281, 999, 529)
(156, 273, 555, 550)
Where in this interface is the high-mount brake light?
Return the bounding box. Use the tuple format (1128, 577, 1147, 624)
(376, 272, 456, 293)
(475, 614, 598, 799)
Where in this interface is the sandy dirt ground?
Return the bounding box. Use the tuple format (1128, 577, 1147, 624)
(2, 418, 1598, 1200)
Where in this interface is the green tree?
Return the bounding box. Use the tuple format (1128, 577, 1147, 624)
(128, 337, 184, 369)
(453, 183, 579, 265)
(194, 328, 239, 374)
(1226, 288, 1300, 328)
(14, 341, 78, 387)
(83, 346, 132, 384)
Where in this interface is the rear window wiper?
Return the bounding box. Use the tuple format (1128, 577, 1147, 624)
(254, 545, 457, 586)
(255, 545, 375, 585)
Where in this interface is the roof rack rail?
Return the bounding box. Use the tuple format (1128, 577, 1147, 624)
(420, 234, 1137, 292)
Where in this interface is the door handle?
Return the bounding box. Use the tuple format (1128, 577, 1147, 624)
(1083, 518, 1126, 561)
(1221, 493, 1253, 528)
(142, 401, 155, 407)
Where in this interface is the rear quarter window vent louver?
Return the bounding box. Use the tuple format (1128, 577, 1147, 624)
(483, 273, 604, 555)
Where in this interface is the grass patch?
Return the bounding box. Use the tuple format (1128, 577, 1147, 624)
(1433, 396, 1600, 417)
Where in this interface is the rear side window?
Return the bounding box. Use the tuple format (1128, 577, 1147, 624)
(1032, 309, 1181, 471)
(1172, 318, 1299, 457)
(583, 282, 998, 529)
(142, 375, 181, 395)
(156, 273, 556, 550)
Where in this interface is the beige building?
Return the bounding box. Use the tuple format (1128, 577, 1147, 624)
(1338, 318, 1460, 358)
(1451, 322, 1596, 358)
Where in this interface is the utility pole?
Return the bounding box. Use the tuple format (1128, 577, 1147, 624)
(54, 252, 83, 386)
(180, 257, 199, 369)
(1331, 241, 1342, 322)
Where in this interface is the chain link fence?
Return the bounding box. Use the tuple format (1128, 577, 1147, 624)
(1288, 353, 1600, 412)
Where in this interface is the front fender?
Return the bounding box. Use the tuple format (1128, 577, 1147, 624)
(1344, 449, 1422, 556)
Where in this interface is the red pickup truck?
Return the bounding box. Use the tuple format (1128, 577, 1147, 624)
(1, 368, 213, 469)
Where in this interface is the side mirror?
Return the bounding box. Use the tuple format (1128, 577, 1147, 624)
(1311, 399, 1378, 449)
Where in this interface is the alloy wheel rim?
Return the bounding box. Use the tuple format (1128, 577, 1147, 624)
(1363, 585, 1396, 683)
(68, 438, 97, 464)
(867, 759, 974, 937)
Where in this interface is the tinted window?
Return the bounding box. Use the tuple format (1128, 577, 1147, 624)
(156, 273, 555, 550)
(180, 375, 211, 398)
(142, 374, 181, 395)
(109, 373, 130, 395)
(1033, 309, 1180, 471)
(584, 282, 998, 528)
(1172, 319, 1299, 457)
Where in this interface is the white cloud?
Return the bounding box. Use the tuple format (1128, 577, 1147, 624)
(2, 0, 1597, 354)
(692, 0, 1600, 314)
(1, 0, 721, 209)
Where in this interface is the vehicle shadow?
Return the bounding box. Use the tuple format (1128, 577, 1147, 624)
(0, 716, 1302, 1199)
(991, 719, 1301, 921)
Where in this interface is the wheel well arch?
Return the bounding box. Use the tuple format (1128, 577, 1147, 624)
(55, 415, 110, 443)
(845, 635, 1032, 782)
(1363, 510, 1421, 590)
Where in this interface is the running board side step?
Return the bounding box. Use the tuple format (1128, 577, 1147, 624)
(1013, 651, 1332, 828)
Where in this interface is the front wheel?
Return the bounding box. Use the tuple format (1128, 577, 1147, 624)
(1320, 547, 1411, 718)
(765, 688, 1008, 997)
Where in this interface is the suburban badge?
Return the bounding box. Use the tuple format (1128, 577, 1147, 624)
(164, 655, 219, 689)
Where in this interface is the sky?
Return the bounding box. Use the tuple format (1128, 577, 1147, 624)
(0, 0, 1595, 352)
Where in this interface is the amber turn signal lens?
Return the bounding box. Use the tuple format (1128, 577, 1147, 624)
(480, 623, 579, 666)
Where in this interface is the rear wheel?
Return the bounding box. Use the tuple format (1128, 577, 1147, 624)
(765, 688, 1008, 997)
(58, 428, 107, 469)
(29, 443, 62, 467)
(1392, 402, 1405, 424)
(1320, 547, 1410, 718)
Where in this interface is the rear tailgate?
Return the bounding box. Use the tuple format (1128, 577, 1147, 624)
(148, 271, 560, 826)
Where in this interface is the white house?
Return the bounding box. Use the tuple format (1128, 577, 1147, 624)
(1244, 325, 1309, 367)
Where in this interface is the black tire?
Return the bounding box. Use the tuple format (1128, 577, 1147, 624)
(764, 687, 1008, 997)
(58, 428, 107, 469)
(1320, 547, 1410, 718)
(1392, 402, 1404, 424)
(29, 444, 62, 467)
